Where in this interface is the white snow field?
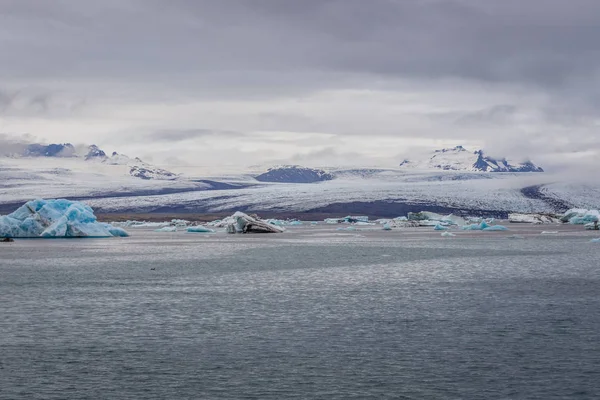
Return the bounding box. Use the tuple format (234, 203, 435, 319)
(1, 156, 598, 215)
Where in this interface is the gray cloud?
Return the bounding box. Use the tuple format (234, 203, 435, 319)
(1, 1, 600, 169)
(146, 128, 246, 142)
(3, 1, 600, 91)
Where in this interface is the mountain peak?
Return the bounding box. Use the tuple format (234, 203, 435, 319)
(24, 143, 76, 158)
(85, 145, 107, 160)
(400, 146, 544, 172)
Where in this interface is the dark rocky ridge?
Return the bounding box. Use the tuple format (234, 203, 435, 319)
(255, 165, 334, 183)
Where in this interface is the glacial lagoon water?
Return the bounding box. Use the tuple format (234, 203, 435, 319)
(1, 225, 599, 399)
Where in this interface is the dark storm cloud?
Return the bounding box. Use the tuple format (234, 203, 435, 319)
(2, 0, 600, 91)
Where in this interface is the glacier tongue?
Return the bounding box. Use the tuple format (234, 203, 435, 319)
(0, 199, 128, 238)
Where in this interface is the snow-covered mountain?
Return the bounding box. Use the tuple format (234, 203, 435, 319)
(9, 142, 178, 181)
(23, 143, 78, 158)
(399, 146, 544, 172)
(2, 142, 596, 217)
(255, 165, 334, 183)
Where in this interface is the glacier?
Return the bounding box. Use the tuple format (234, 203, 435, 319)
(0, 199, 128, 238)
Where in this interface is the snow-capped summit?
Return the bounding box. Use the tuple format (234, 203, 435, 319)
(399, 146, 544, 172)
(84, 145, 107, 160)
(23, 143, 77, 158)
(255, 165, 334, 183)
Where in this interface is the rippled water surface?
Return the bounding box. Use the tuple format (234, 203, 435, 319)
(1, 226, 600, 399)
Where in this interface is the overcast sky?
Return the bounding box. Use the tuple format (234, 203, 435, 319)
(1, 0, 599, 170)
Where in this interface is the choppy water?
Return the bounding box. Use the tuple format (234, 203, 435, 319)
(1, 227, 600, 399)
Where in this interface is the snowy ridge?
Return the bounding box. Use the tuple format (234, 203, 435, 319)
(399, 146, 544, 172)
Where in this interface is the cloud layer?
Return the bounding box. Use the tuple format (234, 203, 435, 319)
(1, 0, 599, 170)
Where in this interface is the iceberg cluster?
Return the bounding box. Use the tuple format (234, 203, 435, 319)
(561, 209, 600, 225)
(461, 221, 508, 231)
(0, 199, 128, 238)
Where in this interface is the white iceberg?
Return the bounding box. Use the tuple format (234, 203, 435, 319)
(591, 238, 600, 243)
(382, 223, 392, 231)
(0, 199, 128, 238)
(483, 225, 509, 231)
(441, 231, 456, 237)
(560, 209, 600, 224)
(155, 226, 177, 232)
(508, 213, 561, 224)
(226, 212, 285, 234)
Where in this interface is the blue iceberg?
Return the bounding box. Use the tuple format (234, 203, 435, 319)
(482, 225, 509, 231)
(0, 199, 128, 238)
(461, 221, 491, 231)
(186, 225, 214, 233)
(434, 224, 449, 231)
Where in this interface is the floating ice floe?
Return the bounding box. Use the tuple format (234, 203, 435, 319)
(382, 223, 392, 231)
(226, 212, 285, 234)
(408, 211, 466, 227)
(186, 225, 214, 233)
(508, 213, 561, 224)
(433, 224, 449, 231)
(462, 221, 491, 230)
(482, 225, 509, 231)
(336, 226, 357, 231)
(441, 231, 456, 237)
(541, 231, 559, 235)
(584, 222, 600, 230)
(0, 199, 128, 238)
(155, 226, 177, 232)
(591, 238, 600, 243)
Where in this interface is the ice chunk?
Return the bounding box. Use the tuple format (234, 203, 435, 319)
(266, 219, 287, 226)
(560, 208, 589, 222)
(440, 214, 466, 226)
(541, 231, 559, 235)
(382, 223, 392, 231)
(0, 199, 128, 238)
(508, 213, 561, 224)
(461, 221, 491, 230)
(434, 224, 449, 231)
(226, 212, 285, 234)
(289, 220, 303, 226)
(155, 226, 177, 232)
(569, 210, 599, 225)
(186, 225, 214, 233)
(441, 232, 456, 237)
(482, 225, 509, 231)
(591, 238, 600, 243)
